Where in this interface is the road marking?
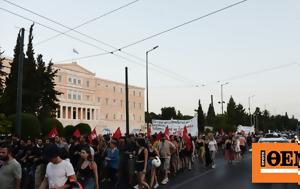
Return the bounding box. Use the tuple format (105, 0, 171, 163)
(171, 169, 215, 189)
(171, 154, 252, 189)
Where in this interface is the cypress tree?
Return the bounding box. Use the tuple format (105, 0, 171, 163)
(0, 33, 22, 115)
(227, 96, 237, 127)
(207, 103, 216, 127)
(23, 23, 39, 114)
(197, 99, 205, 133)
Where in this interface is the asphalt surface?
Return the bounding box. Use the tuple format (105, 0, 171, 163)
(158, 152, 300, 189)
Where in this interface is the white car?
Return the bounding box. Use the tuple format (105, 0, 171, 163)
(258, 137, 289, 143)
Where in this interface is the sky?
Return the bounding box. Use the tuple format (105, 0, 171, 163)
(1, 0, 300, 118)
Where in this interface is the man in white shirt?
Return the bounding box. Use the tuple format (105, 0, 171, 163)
(39, 144, 76, 189)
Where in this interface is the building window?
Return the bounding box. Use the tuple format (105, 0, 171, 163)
(133, 102, 136, 108)
(106, 85, 108, 88)
(113, 99, 116, 103)
(68, 77, 72, 83)
(140, 116, 142, 121)
(113, 114, 116, 120)
(106, 98, 109, 105)
(86, 80, 90, 87)
(78, 93, 81, 100)
(120, 88, 123, 93)
(139, 103, 142, 109)
(68, 91, 71, 99)
(58, 75, 62, 82)
(73, 78, 76, 84)
(113, 86, 116, 93)
(139, 92, 141, 97)
(133, 91, 136, 96)
(106, 114, 109, 119)
(97, 97, 100, 103)
(86, 95, 90, 101)
(120, 100, 123, 107)
(73, 93, 77, 100)
(133, 114, 135, 120)
(120, 114, 123, 120)
(78, 80, 81, 85)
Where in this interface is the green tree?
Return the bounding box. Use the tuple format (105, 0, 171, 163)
(215, 114, 235, 133)
(161, 107, 177, 120)
(207, 103, 216, 127)
(75, 123, 91, 135)
(37, 55, 61, 120)
(41, 118, 64, 136)
(8, 113, 41, 138)
(235, 103, 248, 126)
(196, 100, 205, 133)
(145, 112, 161, 123)
(0, 113, 12, 135)
(176, 110, 183, 119)
(64, 125, 75, 138)
(227, 96, 237, 127)
(0, 33, 22, 115)
(22, 24, 39, 114)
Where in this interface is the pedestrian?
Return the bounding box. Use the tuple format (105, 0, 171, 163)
(38, 144, 76, 189)
(208, 133, 218, 168)
(196, 135, 205, 167)
(224, 136, 234, 164)
(77, 147, 99, 189)
(157, 135, 175, 185)
(233, 136, 241, 162)
(105, 139, 119, 188)
(148, 139, 159, 189)
(239, 134, 246, 157)
(134, 138, 150, 189)
(0, 143, 22, 189)
(32, 138, 46, 189)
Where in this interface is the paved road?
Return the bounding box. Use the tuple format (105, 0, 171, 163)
(159, 153, 299, 189)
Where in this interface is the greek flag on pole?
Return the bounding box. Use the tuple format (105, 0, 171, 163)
(72, 48, 79, 54)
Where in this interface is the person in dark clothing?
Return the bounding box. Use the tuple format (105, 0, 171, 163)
(204, 136, 212, 167)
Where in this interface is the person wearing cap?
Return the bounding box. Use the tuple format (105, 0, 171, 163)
(39, 144, 76, 189)
(105, 139, 119, 188)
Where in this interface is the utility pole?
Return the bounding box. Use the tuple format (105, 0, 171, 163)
(16, 28, 25, 137)
(218, 82, 229, 114)
(248, 95, 255, 126)
(125, 67, 129, 136)
(146, 45, 159, 133)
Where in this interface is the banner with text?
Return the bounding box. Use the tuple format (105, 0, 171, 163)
(152, 115, 198, 136)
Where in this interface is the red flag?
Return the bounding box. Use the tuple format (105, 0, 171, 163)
(164, 127, 170, 140)
(112, 127, 122, 140)
(88, 128, 97, 143)
(48, 127, 58, 138)
(73, 129, 81, 138)
(183, 126, 192, 151)
(147, 127, 151, 139)
(156, 132, 162, 141)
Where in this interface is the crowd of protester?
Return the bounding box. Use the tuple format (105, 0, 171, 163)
(0, 131, 256, 189)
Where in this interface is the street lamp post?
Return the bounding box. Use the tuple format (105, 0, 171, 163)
(219, 82, 229, 114)
(248, 95, 255, 126)
(146, 45, 159, 131)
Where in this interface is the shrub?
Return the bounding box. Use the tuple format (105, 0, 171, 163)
(8, 113, 41, 138)
(75, 123, 91, 135)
